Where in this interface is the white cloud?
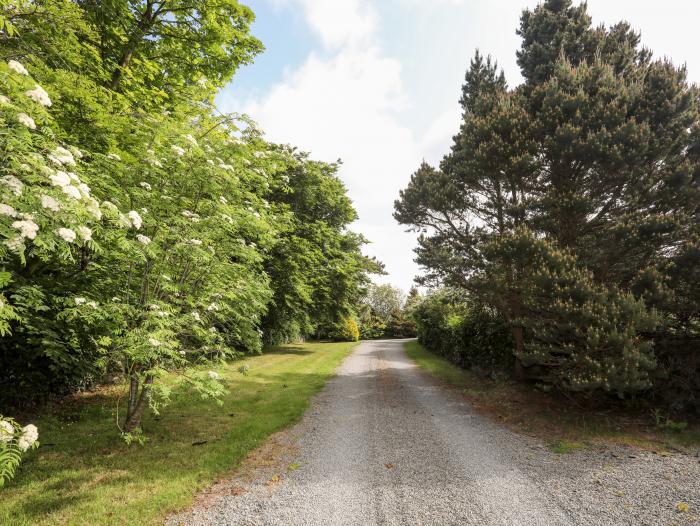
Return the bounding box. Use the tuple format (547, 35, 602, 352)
(221, 0, 426, 290)
(300, 0, 377, 49)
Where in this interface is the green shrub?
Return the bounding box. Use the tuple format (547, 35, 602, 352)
(412, 291, 513, 374)
(327, 317, 360, 342)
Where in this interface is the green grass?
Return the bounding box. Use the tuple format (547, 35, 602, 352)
(405, 340, 700, 452)
(404, 340, 471, 387)
(1, 341, 356, 526)
(548, 440, 585, 454)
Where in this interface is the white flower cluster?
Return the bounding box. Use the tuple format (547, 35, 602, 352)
(26, 85, 52, 107)
(107, 153, 121, 161)
(0, 204, 17, 217)
(0, 420, 13, 443)
(184, 134, 198, 146)
(48, 146, 76, 167)
(57, 227, 76, 243)
(18, 424, 38, 452)
(8, 60, 28, 75)
(188, 238, 202, 246)
(13, 219, 39, 240)
(2, 175, 23, 196)
(17, 112, 36, 129)
(0, 418, 39, 451)
(136, 234, 151, 245)
(139, 182, 152, 191)
(40, 195, 60, 212)
(127, 210, 142, 229)
(171, 145, 185, 156)
(208, 371, 220, 380)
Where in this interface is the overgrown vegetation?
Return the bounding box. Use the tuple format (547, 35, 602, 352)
(0, 342, 357, 525)
(396, 0, 700, 418)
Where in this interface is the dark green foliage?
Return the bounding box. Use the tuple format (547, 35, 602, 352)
(412, 291, 513, 375)
(395, 0, 700, 412)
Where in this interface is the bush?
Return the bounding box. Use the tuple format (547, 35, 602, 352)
(328, 317, 360, 342)
(413, 291, 513, 375)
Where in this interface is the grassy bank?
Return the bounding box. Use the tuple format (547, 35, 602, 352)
(1, 341, 356, 526)
(405, 340, 700, 453)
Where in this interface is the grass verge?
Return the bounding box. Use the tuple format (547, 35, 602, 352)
(404, 340, 700, 453)
(1, 341, 356, 526)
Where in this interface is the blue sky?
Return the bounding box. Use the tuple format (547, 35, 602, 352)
(217, 0, 700, 292)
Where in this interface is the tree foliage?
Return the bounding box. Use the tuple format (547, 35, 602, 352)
(396, 0, 700, 409)
(0, 0, 379, 437)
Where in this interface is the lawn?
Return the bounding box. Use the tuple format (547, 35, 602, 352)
(404, 340, 700, 453)
(1, 341, 357, 525)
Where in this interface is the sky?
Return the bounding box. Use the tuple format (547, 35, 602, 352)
(217, 0, 700, 292)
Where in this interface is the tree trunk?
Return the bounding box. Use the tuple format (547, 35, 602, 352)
(512, 325, 526, 381)
(124, 375, 153, 432)
(109, 1, 157, 90)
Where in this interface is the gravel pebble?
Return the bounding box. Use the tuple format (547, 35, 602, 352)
(169, 340, 700, 526)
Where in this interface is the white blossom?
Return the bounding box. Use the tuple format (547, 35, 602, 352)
(139, 182, 152, 191)
(25, 85, 52, 107)
(0, 420, 13, 443)
(67, 172, 80, 182)
(136, 234, 151, 245)
(148, 338, 162, 347)
(184, 134, 198, 146)
(49, 147, 76, 167)
(4, 236, 23, 252)
(2, 175, 23, 196)
(78, 183, 90, 197)
(86, 197, 102, 219)
(70, 147, 83, 159)
(192, 311, 201, 322)
(18, 424, 38, 452)
(13, 219, 39, 239)
(57, 227, 76, 243)
(0, 95, 9, 105)
(8, 60, 28, 75)
(0, 204, 17, 217)
(207, 159, 214, 165)
(49, 171, 71, 187)
(208, 371, 220, 380)
(127, 210, 142, 229)
(17, 112, 36, 129)
(77, 226, 92, 241)
(171, 145, 185, 156)
(181, 210, 199, 219)
(74, 297, 86, 305)
(87, 300, 98, 309)
(41, 195, 61, 212)
(102, 201, 119, 213)
(219, 196, 228, 205)
(148, 158, 163, 168)
(207, 303, 218, 312)
(188, 238, 202, 246)
(62, 184, 82, 200)
(179, 350, 186, 356)
(107, 153, 121, 161)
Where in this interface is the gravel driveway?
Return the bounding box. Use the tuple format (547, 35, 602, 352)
(169, 339, 700, 525)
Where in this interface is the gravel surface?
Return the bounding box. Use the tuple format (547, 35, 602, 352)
(169, 339, 700, 526)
